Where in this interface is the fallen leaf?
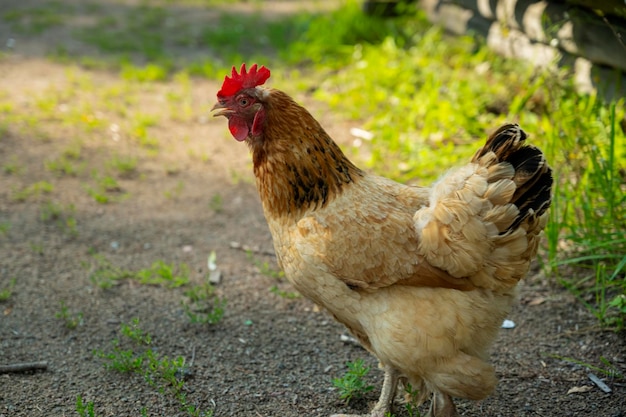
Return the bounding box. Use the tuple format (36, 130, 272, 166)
(528, 297, 547, 306)
(567, 385, 593, 395)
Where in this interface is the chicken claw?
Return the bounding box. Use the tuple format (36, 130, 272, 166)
(330, 365, 400, 417)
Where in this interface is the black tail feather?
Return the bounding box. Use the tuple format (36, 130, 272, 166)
(475, 124, 553, 232)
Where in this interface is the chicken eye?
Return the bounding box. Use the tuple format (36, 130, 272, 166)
(238, 96, 252, 107)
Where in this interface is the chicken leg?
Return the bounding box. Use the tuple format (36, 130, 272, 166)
(426, 391, 459, 417)
(331, 365, 400, 417)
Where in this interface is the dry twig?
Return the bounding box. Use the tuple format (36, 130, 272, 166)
(0, 361, 48, 374)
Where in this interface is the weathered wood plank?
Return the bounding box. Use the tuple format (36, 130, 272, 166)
(559, 0, 626, 18)
(445, 0, 626, 71)
(420, 0, 626, 99)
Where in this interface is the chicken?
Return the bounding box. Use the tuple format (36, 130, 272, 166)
(212, 64, 553, 417)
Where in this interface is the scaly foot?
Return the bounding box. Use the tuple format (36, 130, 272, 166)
(330, 365, 400, 417)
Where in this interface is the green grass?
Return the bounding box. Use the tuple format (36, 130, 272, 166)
(87, 255, 191, 289)
(56, 301, 83, 329)
(3, 157, 23, 175)
(40, 201, 78, 237)
(75, 395, 98, 417)
(403, 382, 422, 417)
(0, 278, 16, 301)
(85, 173, 127, 204)
(182, 280, 226, 325)
(94, 319, 213, 417)
(550, 354, 624, 379)
(332, 359, 374, 404)
(3, 3, 66, 34)
(13, 181, 54, 202)
(0, 222, 10, 237)
(45, 156, 83, 177)
(107, 155, 138, 178)
(136, 260, 189, 288)
(86, 255, 224, 324)
(269, 285, 301, 300)
(208, 194, 223, 213)
(87, 254, 134, 289)
(246, 252, 285, 280)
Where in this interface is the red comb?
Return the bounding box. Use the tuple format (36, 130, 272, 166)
(217, 63, 271, 97)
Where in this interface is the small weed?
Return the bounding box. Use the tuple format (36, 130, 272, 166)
(0, 221, 10, 236)
(95, 339, 145, 373)
(269, 285, 301, 299)
(95, 319, 213, 416)
(121, 318, 152, 345)
(29, 242, 44, 255)
(136, 260, 189, 288)
(75, 395, 97, 417)
(56, 301, 83, 329)
(45, 156, 82, 177)
(131, 114, 160, 149)
(85, 187, 110, 204)
(0, 278, 16, 301)
(332, 359, 374, 403)
(86, 173, 127, 204)
(246, 252, 285, 280)
(45, 142, 84, 177)
(404, 382, 421, 417)
(87, 256, 190, 289)
(62, 142, 83, 160)
(608, 294, 626, 328)
(13, 181, 54, 202)
(2, 157, 23, 175)
(164, 181, 185, 200)
(121, 63, 169, 82)
(98, 175, 121, 192)
(209, 194, 223, 213)
(87, 254, 133, 289)
(182, 280, 226, 325)
(107, 155, 138, 178)
(167, 72, 194, 122)
(552, 354, 624, 379)
(40, 201, 78, 237)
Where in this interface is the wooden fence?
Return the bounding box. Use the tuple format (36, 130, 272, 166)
(419, 0, 626, 100)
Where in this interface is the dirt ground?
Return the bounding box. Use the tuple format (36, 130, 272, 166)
(0, 1, 625, 417)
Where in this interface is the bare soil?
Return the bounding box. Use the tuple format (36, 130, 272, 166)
(0, 1, 624, 417)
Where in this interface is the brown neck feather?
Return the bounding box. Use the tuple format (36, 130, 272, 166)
(250, 90, 363, 218)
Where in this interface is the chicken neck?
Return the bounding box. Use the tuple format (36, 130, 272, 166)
(249, 89, 364, 218)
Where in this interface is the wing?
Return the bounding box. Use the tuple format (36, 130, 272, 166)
(414, 124, 552, 292)
(290, 175, 476, 292)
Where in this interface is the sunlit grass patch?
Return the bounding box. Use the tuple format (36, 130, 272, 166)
(13, 181, 55, 202)
(77, 5, 167, 60)
(3, 2, 67, 34)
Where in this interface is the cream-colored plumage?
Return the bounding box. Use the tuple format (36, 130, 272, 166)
(213, 67, 553, 417)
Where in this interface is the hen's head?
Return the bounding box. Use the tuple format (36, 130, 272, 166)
(212, 63, 271, 141)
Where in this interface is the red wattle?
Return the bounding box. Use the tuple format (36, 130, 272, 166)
(228, 117, 249, 141)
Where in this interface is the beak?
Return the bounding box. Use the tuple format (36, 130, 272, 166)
(211, 101, 233, 118)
